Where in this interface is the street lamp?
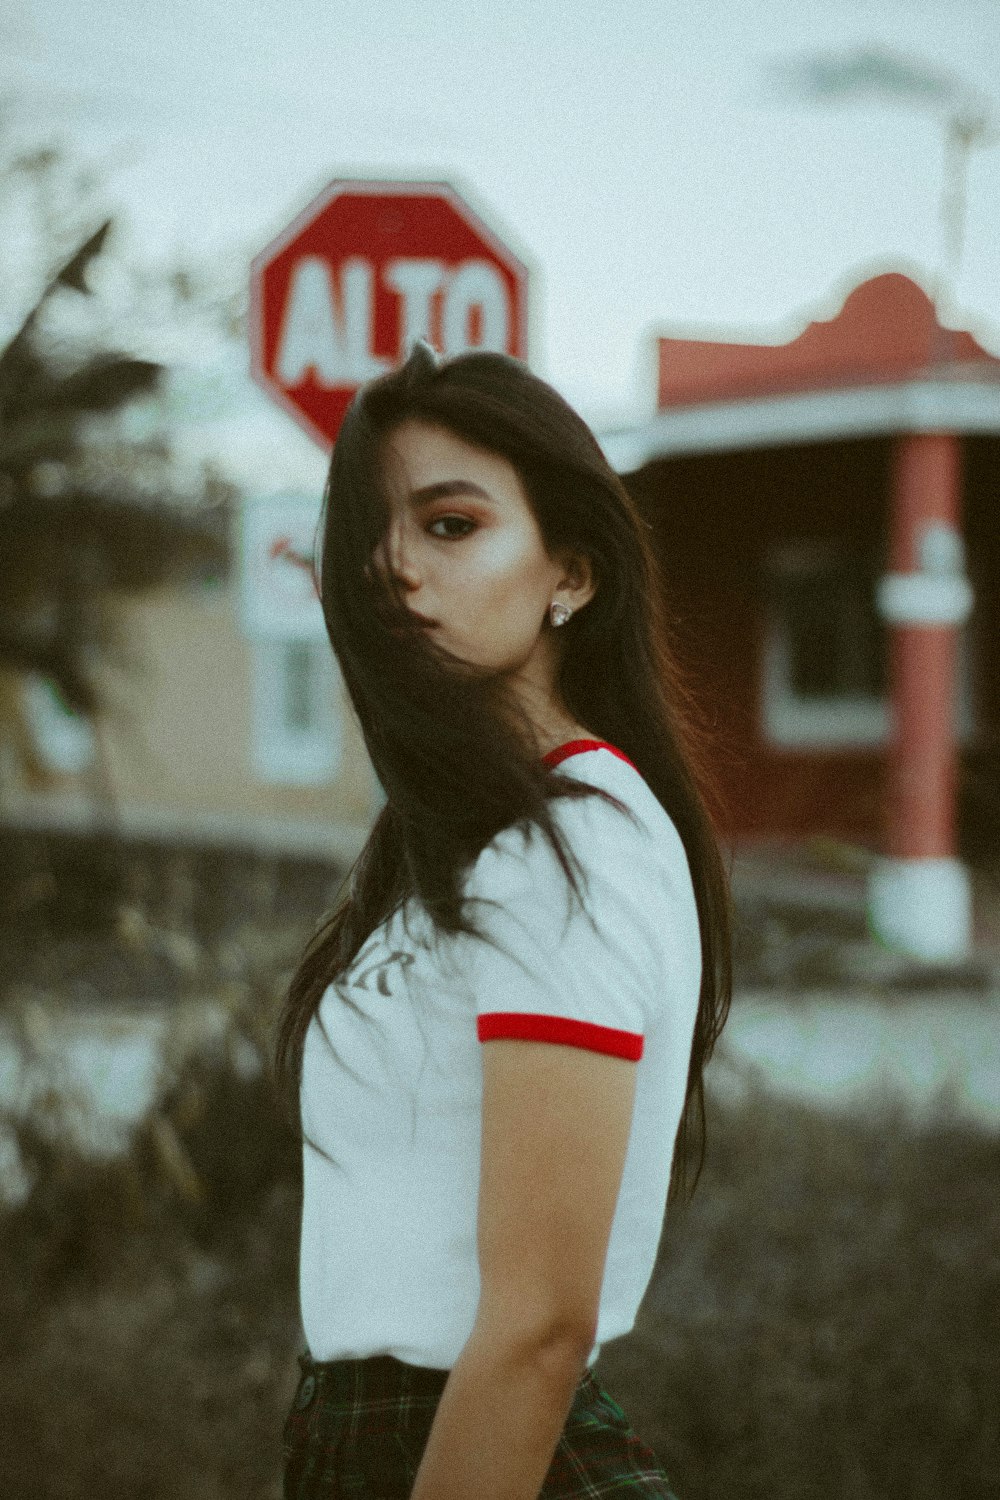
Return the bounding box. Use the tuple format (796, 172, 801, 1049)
(767, 44, 996, 329)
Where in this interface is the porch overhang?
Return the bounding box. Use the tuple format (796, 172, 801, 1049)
(598, 373, 1000, 472)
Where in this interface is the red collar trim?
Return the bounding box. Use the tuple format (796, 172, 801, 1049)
(542, 738, 638, 772)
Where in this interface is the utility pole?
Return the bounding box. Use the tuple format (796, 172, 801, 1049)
(770, 46, 995, 959)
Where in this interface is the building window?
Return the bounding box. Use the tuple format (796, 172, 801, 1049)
(250, 639, 343, 784)
(282, 641, 315, 732)
(761, 542, 974, 748)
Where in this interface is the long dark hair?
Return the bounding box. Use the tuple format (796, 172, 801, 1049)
(272, 340, 732, 1204)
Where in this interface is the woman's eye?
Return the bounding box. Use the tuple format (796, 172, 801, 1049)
(427, 515, 475, 539)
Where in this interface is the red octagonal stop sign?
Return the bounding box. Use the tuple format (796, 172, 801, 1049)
(250, 179, 530, 450)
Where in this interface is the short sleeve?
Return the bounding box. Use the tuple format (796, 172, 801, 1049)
(450, 797, 666, 1061)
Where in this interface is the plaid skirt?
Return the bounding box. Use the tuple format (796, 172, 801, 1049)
(281, 1349, 681, 1498)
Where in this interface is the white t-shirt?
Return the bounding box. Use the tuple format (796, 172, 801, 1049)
(299, 739, 703, 1370)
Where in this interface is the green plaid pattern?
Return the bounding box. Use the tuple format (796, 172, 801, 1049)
(282, 1350, 681, 1498)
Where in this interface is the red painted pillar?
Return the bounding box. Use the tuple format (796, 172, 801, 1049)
(886, 433, 962, 858)
(870, 431, 974, 959)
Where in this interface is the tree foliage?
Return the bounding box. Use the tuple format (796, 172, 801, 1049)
(0, 146, 235, 798)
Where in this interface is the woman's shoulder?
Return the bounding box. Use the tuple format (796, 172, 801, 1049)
(455, 743, 699, 988)
(544, 740, 682, 844)
(469, 740, 690, 898)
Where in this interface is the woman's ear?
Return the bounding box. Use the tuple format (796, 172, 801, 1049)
(555, 551, 597, 613)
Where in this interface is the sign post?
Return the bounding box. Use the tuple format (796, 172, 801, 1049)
(250, 178, 531, 450)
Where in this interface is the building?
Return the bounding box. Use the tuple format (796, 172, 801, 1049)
(1, 570, 381, 868)
(602, 268, 1000, 956)
(0, 353, 382, 872)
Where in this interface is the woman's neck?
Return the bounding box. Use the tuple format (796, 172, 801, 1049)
(528, 715, 598, 760)
(501, 657, 595, 760)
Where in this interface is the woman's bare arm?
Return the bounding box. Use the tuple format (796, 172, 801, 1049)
(409, 1037, 638, 1499)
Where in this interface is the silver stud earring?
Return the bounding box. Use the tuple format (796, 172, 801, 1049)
(549, 602, 572, 627)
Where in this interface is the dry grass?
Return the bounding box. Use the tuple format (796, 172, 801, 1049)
(0, 837, 997, 1498)
(597, 1083, 1000, 1500)
(0, 1039, 302, 1500)
(3, 1048, 997, 1498)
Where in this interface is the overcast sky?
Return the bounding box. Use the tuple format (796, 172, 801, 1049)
(5, 0, 1000, 435)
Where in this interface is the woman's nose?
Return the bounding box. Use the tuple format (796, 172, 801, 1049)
(375, 522, 420, 589)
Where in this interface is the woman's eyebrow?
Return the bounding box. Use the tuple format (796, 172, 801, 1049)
(409, 479, 497, 506)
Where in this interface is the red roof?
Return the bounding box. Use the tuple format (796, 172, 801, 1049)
(657, 273, 1000, 410)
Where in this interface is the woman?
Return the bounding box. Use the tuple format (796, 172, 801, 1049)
(273, 339, 732, 1499)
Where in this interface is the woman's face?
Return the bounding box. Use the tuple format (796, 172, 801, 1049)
(371, 419, 593, 679)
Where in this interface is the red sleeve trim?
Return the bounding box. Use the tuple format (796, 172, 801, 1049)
(477, 1011, 644, 1060)
(541, 738, 638, 772)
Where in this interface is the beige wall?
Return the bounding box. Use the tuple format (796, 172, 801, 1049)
(2, 581, 381, 864)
